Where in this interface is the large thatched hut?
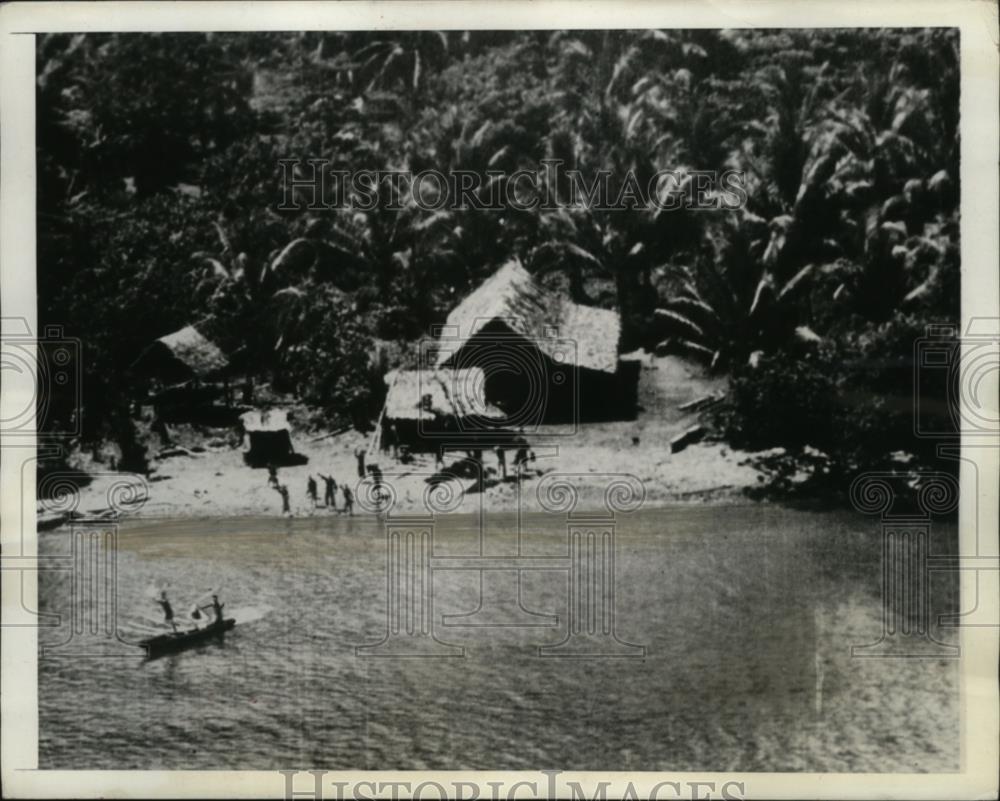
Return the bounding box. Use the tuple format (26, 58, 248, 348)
(432, 260, 638, 425)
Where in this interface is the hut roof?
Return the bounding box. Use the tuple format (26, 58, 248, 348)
(435, 260, 620, 374)
(383, 369, 504, 421)
(240, 409, 290, 433)
(558, 299, 621, 375)
(133, 325, 229, 380)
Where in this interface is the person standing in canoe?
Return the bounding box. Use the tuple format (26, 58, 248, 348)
(211, 594, 225, 623)
(157, 590, 178, 633)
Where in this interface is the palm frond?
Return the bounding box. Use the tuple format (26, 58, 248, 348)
(655, 308, 706, 338)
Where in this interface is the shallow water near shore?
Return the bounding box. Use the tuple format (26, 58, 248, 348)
(38, 504, 959, 771)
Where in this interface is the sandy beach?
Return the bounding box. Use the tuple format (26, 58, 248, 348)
(49, 356, 766, 521)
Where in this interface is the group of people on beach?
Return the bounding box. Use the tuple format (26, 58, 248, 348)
(262, 441, 536, 517)
(306, 472, 354, 515)
(265, 462, 353, 517)
(426, 443, 534, 478)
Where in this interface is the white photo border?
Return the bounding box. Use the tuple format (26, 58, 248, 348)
(2, 2, 997, 798)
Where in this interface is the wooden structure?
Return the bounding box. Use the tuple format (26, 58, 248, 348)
(377, 368, 508, 452)
(432, 260, 638, 422)
(130, 325, 234, 420)
(239, 409, 304, 466)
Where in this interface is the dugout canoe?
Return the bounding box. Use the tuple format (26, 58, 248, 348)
(139, 618, 235, 660)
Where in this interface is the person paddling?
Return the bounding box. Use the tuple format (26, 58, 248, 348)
(157, 590, 178, 633)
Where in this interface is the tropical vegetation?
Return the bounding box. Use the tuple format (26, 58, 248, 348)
(36, 29, 960, 493)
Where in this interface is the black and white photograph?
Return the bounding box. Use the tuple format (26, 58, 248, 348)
(1, 2, 997, 799)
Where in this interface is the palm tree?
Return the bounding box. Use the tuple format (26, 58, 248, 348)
(805, 33, 960, 322)
(352, 32, 449, 99)
(530, 31, 695, 343)
(315, 197, 462, 339)
(193, 219, 315, 370)
(653, 212, 818, 369)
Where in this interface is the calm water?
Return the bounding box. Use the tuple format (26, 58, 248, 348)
(38, 505, 959, 771)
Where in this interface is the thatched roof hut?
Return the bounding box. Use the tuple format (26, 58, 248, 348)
(435, 260, 620, 375)
(239, 408, 304, 466)
(132, 325, 229, 384)
(428, 260, 635, 423)
(240, 408, 291, 433)
(375, 368, 509, 452)
(373, 261, 636, 452)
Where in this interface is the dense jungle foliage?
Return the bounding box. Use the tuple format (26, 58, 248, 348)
(37, 29, 961, 493)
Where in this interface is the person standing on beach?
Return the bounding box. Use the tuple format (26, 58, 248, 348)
(342, 485, 354, 516)
(386, 423, 399, 459)
(513, 447, 528, 477)
(465, 449, 483, 492)
(276, 483, 291, 516)
(318, 473, 337, 508)
(495, 446, 507, 480)
(307, 475, 318, 508)
(354, 446, 366, 478)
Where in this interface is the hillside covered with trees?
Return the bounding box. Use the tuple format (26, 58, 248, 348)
(37, 29, 960, 496)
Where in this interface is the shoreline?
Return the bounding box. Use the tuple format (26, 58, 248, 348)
(40, 454, 762, 528)
(41, 437, 769, 525)
(40, 356, 774, 525)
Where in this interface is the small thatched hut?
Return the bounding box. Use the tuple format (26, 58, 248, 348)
(378, 368, 510, 450)
(132, 326, 229, 385)
(239, 409, 304, 466)
(130, 325, 235, 420)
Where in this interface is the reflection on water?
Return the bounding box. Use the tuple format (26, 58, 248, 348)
(39, 505, 959, 771)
